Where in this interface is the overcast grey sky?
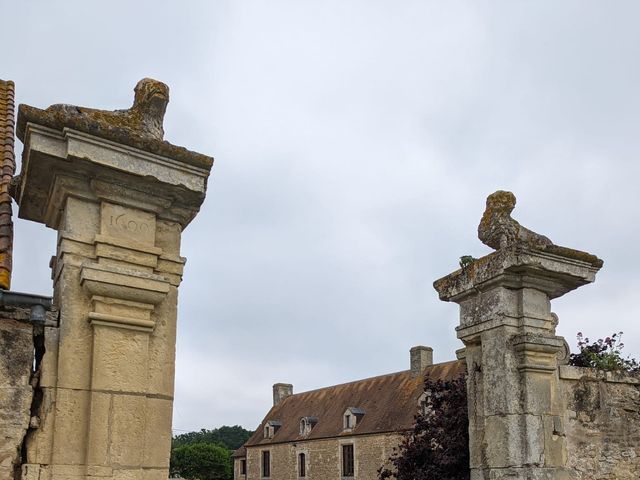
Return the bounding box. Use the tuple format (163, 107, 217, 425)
(3, 0, 640, 433)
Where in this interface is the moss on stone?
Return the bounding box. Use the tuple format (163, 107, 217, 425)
(16, 79, 213, 170)
(543, 245, 603, 268)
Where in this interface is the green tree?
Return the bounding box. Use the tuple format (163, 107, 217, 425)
(173, 425, 253, 450)
(170, 442, 232, 480)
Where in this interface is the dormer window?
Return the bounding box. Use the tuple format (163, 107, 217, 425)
(418, 391, 429, 416)
(299, 416, 318, 436)
(418, 390, 437, 417)
(263, 420, 282, 439)
(343, 407, 365, 431)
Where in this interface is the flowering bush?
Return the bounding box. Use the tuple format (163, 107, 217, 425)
(569, 332, 639, 374)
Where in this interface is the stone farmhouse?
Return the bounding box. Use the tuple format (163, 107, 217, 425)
(1, 77, 639, 480)
(233, 348, 465, 480)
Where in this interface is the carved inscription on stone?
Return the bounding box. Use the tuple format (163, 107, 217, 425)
(101, 203, 156, 245)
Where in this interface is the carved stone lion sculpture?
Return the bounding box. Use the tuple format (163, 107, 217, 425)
(42, 78, 169, 141)
(17, 78, 170, 145)
(478, 190, 552, 250)
(14, 77, 214, 198)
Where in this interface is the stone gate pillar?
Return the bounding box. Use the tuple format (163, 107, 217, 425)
(14, 79, 213, 480)
(434, 191, 602, 480)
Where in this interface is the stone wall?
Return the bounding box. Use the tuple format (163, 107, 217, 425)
(0, 316, 33, 480)
(560, 365, 640, 479)
(233, 457, 244, 480)
(244, 433, 401, 480)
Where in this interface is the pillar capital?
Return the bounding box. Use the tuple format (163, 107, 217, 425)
(16, 123, 211, 230)
(434, 244, 602, 303)
(435, 244, 602, 345)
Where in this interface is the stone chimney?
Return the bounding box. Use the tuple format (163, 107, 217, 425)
(273, 383, 293, 406)
(410, 346, 433, 375)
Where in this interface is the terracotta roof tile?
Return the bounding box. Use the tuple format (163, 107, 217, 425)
(0, 80, 15, 290)
(244, 360, 465, 447)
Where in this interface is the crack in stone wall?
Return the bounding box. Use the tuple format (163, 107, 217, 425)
(17, 324, 46, 480)
(0, 308, 56, 480)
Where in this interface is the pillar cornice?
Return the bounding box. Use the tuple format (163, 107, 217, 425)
(434, 244, 602, 304)
(16, 123, 210, 230)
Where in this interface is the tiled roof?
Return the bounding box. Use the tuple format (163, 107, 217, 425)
(0, 80, 15, 290)
(244, 360, 465, 447)
(231, 446, 246, 458)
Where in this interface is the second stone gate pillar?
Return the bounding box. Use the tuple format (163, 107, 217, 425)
(434, 191, 602, 480)
(14, 79, 213, 479)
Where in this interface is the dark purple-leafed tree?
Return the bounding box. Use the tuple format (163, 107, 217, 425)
(379, 375, 470, 480)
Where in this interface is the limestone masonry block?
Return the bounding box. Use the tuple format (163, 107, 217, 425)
(86, 392, 111, 467)
(90, 326, 150, 392)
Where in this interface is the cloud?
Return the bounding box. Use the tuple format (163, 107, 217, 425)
(5, 0, 640, 431)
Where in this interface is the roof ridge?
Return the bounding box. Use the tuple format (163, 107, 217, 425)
(282, 359, 460, 399)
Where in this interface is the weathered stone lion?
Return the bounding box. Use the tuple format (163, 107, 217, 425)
(15, 77, 213, 184)
(478, 190, 552, 250)
(17, 78, 170, 145)
(42, 78, 169, 141)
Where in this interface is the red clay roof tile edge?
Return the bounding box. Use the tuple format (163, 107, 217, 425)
(0, 80, 15, 290)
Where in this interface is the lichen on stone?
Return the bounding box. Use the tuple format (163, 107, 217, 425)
(543, 244, 603, 268)
(478, 190, 552, 250)
(16, 78, 212, 170)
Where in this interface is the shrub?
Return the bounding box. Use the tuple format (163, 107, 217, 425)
(569, 332, 639, 374)
(170, 442, 232, 480)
